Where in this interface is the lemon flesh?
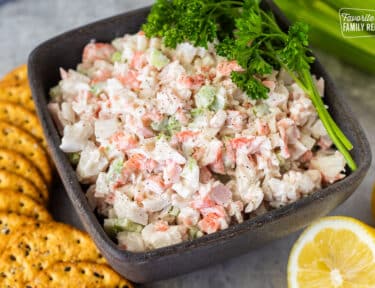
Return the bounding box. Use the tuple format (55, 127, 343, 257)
(288, 216, 375, 288)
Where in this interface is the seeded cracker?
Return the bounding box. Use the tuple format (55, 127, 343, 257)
(0, 121, 51, 184)
(0, 149, 49, 202)
(0, 101, 47, 148)
(0, 222, 106, 287)
(0, 170, 44, 204)
(0, 81, 35, 112)
(0, 212, 41, 254)
(0, 64, 28, 86)
(27, 261, 133, 288)
(0, 189, 51, 221)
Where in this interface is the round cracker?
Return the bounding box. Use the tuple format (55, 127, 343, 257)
(0, 101, 47, 148)
(0, 81, 35, 112)
(0, 189, 51, 221)
(27, 261, 133, 288)
(0, 121, 51, 184)
(1, 64, 28, 86)
(0, 222, 106, 287)
(0, 212, 41, 255)
(0, 170, 44, 204)
(0, 149, 49, 201)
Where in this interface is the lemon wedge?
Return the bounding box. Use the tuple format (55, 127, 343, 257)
(288, 216, 375, 287)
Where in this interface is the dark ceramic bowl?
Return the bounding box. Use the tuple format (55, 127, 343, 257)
(28, 0, 371, 283)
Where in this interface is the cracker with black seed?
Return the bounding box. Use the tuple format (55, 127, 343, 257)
(1, 65, 28, 86)
(0, 212, 42, 255)
(0, 101, 46, 148)
(0, 149, 49, 202)
(0, 170, 44, 205)
(26, 261, 133, 288)
(0, 222, 106, 287)
(0, 81, 35, 112)
(0, 190, 51, 221)
(0, 121, 51, 184)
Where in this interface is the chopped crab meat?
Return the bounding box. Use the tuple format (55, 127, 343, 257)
(144, 174, 166, 194)
(142, 193, 171, 212)
(60, 121, 93, 153)
(117, 231, 145, 252)
(177, 207, 200, 227)
(198, 207, 229, 234)
(210, 110, 227, 129)
(310, 150, 346, 183)
(141, 222, 183, 249)
(262, 80, 276, 91)
(263, 170, 321, 207)
(176, 42, 198, 65)
(83, 43, 116, 64)
(76, 141, 109, 184)
(114, 191, 148, 225)
(179, 74, 205, 90)
(226, 110, 247, 131)
(156, 88, 184, 115)
(129, 51, 147, 70)
(216, 60, 243, 77)
(210, 183, 232, 207)
(153, 138, 186, 164)
(95, 118, 119, 141)
(227, 201, 244, 223)
(163, 160, 182, 185)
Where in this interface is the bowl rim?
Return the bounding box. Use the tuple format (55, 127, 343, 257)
(28, 2, 372, 264)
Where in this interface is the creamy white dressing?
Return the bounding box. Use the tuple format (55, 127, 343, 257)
(49, 32, 346, 252)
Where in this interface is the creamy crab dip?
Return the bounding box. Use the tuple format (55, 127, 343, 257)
(49, 31, 346, 252)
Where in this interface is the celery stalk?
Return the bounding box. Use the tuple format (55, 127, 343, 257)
(274, 0, 375, 74)
(323, 0, 375, 11)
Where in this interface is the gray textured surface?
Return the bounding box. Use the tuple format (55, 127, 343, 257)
(0, 1, 374, 287)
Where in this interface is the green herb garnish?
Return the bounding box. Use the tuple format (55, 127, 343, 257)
(143, 0, 356, 170)
(111, 51, 123, 63)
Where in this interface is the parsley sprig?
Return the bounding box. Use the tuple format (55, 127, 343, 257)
(143, 0, 243, 48)
(143, 0, 356, 170)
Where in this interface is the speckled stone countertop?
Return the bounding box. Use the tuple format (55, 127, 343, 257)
(0, 1, 374, 287)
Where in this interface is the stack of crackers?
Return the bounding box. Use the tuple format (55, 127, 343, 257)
(0, 66, 132, 288)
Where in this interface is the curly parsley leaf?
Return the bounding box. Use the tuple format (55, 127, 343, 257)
(143, 0, 356, 170)
(143, 0, 242, 48)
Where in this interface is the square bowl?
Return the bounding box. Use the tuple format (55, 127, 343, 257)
(28, 0, 371, 283)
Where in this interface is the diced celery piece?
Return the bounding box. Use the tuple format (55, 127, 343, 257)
(152, 117, 180, 137)
(195, 85, 216, 109)
(90, 85, 100, 96)
(167, 117, 181, 135)
(111, 51, 123, 63)
(210, 88, 226, 111)
(150, 49, 170, 69)
(190, 108, 205, 117)
(156, 132, 170, 141)
(90, 82, 106, 97)
(151, 117, 168, 132)
(168, 206, 180, 217)
(107, 158, 123, 182)
(253, 103, 270, 116)
(67, 152, 80, 166)
(104, 218, 144, 237)
(49, 85, 62, 100)
(188, 226, 200, 239)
